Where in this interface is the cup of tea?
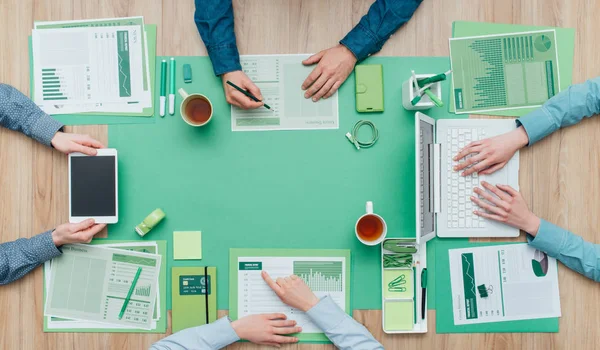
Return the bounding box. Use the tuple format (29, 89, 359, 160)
(355, 201, 387, 246)
(179, 88, 213, 127)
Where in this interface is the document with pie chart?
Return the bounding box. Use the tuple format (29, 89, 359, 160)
(448, 243, 561, 325)
(449, 29, 560, 114)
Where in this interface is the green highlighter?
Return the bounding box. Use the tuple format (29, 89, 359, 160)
(355, 64, 384, 112)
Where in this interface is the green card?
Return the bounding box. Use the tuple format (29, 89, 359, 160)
(173, 231, 203, 260)
(172, 267, 217, 333)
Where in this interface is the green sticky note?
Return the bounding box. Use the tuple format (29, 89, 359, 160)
(384, 269, 413, 299)
(173, 231, 202, 260)
(384, 301, 414, 331)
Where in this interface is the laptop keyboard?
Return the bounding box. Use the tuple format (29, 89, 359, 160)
(419, 128, 425, 230)
(447, 127, 486, 229)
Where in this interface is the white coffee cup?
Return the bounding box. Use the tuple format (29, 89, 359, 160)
(355, 201, 387, 246)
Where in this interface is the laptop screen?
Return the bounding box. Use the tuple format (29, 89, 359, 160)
(419, 119, 435, 237)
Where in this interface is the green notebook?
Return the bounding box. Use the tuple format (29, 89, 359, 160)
(449, 21, 575, 117)
(435, 239, 559, 333)
(172, 267, 218, 333)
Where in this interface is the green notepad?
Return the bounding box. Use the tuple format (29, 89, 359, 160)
(449, 21, 575, 117)
(173, 231, 203, 260)
(434, 239, 559, 333)
(172, 267, 217, 333)
(28, 24, 157, 125)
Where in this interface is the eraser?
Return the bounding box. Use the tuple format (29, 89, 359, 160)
(135, 208, 166, 237)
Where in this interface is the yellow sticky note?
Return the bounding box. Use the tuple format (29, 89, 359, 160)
(384, 301, 414, 331)
(173, 231, 202, 260)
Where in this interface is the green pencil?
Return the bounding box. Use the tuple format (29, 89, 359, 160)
(118, 267, 142, 320)
(226, 80, 272, 110)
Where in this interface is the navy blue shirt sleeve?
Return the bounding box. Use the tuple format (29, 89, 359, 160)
(340, 0, 423, 61)
(194, 0, 243, 76)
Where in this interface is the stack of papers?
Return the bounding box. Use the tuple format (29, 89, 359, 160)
(43, 242, 162, 331)
(31, 17, 152, 115)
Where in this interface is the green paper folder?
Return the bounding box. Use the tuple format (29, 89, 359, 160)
(108, 55, 458, 311)
(28, 24, 157, 125)
(449, 21, 575, 117)
(229, 248, 351, 343)
(435, 239, 559, 333)
(43, 239, 167, 333)
(172, 267, 217, 333)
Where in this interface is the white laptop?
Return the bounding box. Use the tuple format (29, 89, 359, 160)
(416, 112, 519, 239)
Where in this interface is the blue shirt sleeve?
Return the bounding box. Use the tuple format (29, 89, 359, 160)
(528, 219, 600, 282)
(194, 0, 242, 76)
(340, 0, 423, 61)
(306, 296, 383, 350)
(517, 76, 600, 145)
(0, 230, 62, 285)
(0, 84, 63, 146)
(149, 316, 239, 350)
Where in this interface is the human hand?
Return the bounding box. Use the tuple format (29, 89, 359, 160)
(262, 271, 319, 312)
(301, 44, 357, 101)
(471, 181, 541, 235)
(231, 313, 300, 348)
(51, 132, 105, 156)
(221, 70, 264, 109)
(453, 126, 529, 176)
(51, 219, 106, 247)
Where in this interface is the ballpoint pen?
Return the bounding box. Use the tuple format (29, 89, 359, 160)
(159, 60, 167, 117)
(168, 57, 175, 115)
(226, 80, 272, 111)
(118, 267, 142, 320)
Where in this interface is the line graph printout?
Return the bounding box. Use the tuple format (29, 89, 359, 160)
(32, 25, 147, 112)
(45, 244, 161, 330)
(237, 256, 347, 334)
(448, 244, 561, 325)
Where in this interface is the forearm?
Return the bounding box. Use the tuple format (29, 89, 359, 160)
(528, 219, 600, 282)
(0, 83, 63, 146)
(305, 296, 383, 350)
(517, 76, 600, 145)
(150, 317, 239, 350)
(340, 0, 422, 61)
(194, 0, 242, 76)
(0, 230, 62, 285)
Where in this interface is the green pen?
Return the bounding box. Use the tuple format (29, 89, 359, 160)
(118, 267, 142, 320)
(226, 80, 272, 111)
(417, 70, 452, 85)
(424, 89, 444, 107)
(159, 60, 167, 117)
(421, 268, 427, 320)
(168, 57, 176, 115)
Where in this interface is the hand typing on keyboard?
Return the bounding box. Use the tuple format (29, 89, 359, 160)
(453, 126, 529, 176)
(470, 181, 541, 235)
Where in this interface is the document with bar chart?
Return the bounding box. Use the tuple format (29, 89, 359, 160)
(229, 248, 350, 342)
(44, 244, 161, 330)
(449, 30, 560, 114)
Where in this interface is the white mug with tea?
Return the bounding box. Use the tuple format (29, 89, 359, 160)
(179, 88, 213, 127)
(355, 201, 387, 246)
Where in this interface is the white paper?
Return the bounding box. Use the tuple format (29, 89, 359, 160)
(449, 244, 561, 325)
(44, 244, 161, 330)
(237, 256, 346, 333)
(231, 54, 339, 131)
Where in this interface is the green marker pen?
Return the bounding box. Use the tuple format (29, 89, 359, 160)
(421, 268, 427, 320)
(159, 60, 167, 117)
(168, 57, 176, 115)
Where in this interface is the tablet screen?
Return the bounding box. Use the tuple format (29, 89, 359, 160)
(71, 155, 116, 216)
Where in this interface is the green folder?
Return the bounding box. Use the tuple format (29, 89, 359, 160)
(434, 239, 559, 333)
(43, 240, 167, 333)
(172, 267, 217, 333)
(449, 21, 575, 117)
(28, 24, 157, 125)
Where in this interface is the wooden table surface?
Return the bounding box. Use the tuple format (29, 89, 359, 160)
(1, 0, 599, 349)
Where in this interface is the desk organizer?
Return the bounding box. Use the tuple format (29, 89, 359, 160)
(402, 74, 442, 111)
(381, 237, 427, 333)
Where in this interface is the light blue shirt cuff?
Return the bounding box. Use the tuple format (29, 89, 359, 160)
(305, 295, 347, 331)
(31, 113, 64, 147)
(516, 107, 556, 146)
(203, 317, 240, 348)
(527, 219, 568, 257)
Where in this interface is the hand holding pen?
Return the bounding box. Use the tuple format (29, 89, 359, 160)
(222, 71, 269, 110)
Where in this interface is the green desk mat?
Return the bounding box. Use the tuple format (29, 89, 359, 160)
(449, 21, 575, 117)
(43, 240, 167, 333)
(108, 55, 460, 310)
(28, 25, 157, 125)
(435, 239, 559, 333)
